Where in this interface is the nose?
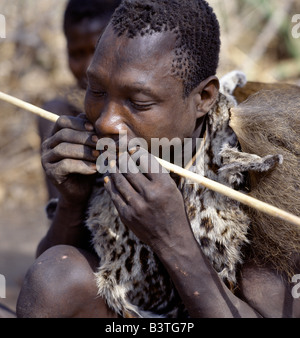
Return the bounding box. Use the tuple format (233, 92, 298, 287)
(94, 101, 127, 139)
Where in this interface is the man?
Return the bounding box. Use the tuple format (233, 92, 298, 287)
(17, 0, 300, 318)
(38, 0, 121, 200)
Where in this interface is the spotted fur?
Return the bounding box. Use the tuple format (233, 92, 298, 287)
(84, 72, 282, 317)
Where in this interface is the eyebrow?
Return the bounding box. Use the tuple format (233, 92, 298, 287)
(87, 70, 161, 100)
(122, 81, 160, 99)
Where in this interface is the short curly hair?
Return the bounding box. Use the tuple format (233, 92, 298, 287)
(63, 0, 122, 34)
(111, 0, 221, 97)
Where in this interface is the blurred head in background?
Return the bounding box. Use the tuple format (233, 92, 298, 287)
(63, 0, 122, 89)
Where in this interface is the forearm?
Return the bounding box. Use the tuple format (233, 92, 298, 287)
(155, 233, 261, 318)
(36, 199, 91, 257)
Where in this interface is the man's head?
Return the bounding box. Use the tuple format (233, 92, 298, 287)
(111, 0, 221, 98)
(63, 0, 122, 89)
(85, 0, 221, 158)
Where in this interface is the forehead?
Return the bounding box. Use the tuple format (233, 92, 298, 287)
(88, 24, 178, 85)
(65, 18, 109, 46)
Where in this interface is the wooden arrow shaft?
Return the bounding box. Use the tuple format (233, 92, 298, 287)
(1, 90, 300, 227)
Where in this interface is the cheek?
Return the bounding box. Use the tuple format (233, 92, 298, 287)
(135, 113, 192, 142)
(163, 103, 196, 139)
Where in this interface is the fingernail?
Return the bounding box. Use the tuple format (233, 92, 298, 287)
(92, 150, 100, 158)
(92, 135, 99, 143)
(85, 122, 94, 131)
(90, 163, 97, 171)
(128, 147, 137, 155)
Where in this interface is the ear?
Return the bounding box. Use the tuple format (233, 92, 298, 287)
(192, 76, 220, 118)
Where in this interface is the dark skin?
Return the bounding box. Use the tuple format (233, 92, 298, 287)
(38, 16, 111, 199)
(65, 17, 110, 91)
(17, 25, 300, 318)
(39, 17, 110, 142)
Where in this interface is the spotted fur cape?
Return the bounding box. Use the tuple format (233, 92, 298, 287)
(83, 72, 282, 318)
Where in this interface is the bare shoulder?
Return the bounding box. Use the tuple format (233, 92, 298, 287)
(38, 98, 81, 142)
(42, 98, 79, 117)
(237, 258, 300, 318)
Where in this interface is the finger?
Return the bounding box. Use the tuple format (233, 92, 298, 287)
(46, 159, 97, 184)
(108, 159, 139, 204)
(52, 115, 94, 135)
(104, 175, 128, 212)
(130, 147, 168, 180)
(118, 152, 148, 193)
(77, 113, 88, 120)
(43, 143, 100, 164)
(43, 128, 99, 150)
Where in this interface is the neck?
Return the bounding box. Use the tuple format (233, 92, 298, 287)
(184, 114, 207, 168)
(194, 114, 207, 139)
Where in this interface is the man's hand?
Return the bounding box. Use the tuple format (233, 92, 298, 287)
(103, 148, 191, 252)
(41, 114, 99, 206)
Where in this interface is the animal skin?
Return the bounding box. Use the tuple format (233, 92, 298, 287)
(230, 81, 300, 277)
(85, 71, 283, 318)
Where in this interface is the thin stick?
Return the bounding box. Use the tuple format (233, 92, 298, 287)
(184, 135, 204, 171)
(156, 157, 300, 227)
(0, 91, 59, 123)
(1, 91, 300, 227)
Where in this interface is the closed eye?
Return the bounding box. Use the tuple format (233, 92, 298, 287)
(87, 87, 107, 98)
(129, 100, 155, 111)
